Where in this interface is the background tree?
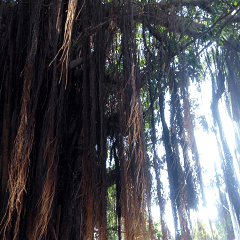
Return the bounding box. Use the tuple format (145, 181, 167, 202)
(0, 0, 240, 239)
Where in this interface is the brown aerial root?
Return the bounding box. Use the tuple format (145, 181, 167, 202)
(120, 64, 154, 239)
(29, 139, 58, 240)
(49, 0, 79, 88)
(0, 63, 35, 240)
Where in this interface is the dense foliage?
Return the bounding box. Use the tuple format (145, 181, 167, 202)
(0, 0, 240, 239)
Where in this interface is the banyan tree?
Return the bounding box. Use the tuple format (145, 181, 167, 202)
(0, 0, 240, 239)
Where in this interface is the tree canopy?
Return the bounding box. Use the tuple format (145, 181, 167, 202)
(0, 0, 240, 239)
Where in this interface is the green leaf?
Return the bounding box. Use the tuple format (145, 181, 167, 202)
(234, 1, 237, 6)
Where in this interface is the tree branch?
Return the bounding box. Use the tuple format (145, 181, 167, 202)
(69, 57, 83, 70)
